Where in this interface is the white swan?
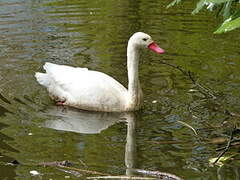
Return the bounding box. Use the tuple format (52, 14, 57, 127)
(35, 32, 164, 112)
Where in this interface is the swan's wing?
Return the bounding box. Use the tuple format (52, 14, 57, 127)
(35, 63, 127, 111)
(43, 62, 88, 85)
(36, 62, 89, 100)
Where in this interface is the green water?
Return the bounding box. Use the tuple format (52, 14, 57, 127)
(0, 0, 240, 179)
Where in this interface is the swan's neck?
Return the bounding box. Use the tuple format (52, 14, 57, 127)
(127, 42, 142, 109)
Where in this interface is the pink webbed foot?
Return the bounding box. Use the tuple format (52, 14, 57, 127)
(56, 101, 66, 106)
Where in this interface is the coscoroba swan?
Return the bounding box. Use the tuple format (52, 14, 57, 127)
(35, 32, 164, 112)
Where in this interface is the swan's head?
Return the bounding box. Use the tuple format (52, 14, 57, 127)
(129, 32, 165, 54)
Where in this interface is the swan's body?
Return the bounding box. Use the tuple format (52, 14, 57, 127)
(35, 32, 164, 112)
(36, 63, 130, 111)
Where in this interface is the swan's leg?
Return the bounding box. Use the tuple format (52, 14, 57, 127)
(49, 92, 67, 106)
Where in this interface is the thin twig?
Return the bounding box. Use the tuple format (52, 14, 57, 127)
(147, 140, 189, 145)
(159, 60, 217, 99)
(56, 167, 82, 177)
(79, 159, 88, 168)
(224, 109, 240, 117)
(39, 160, 110, 176)
(216, 141, 240, 151)
(57, 165, 110, 176)
(213, 126, 236, 164)
(159, 60, 187, 76)
(159, 60, 240, 117)
(187, 71, 216, 99)
(132, 168, 184, 180)
(177, 120, 198, 136)
(87, 176, 156, 179)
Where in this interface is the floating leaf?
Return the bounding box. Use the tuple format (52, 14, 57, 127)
(209, 154, 236, 167)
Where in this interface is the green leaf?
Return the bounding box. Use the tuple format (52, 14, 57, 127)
(166, 0, 182, 9)
(214, 8, 240, 34)
(231, 8, 240, 19)
(214, 16, 240, 33)
(223, 1, 233, 20)
(192, 0, 206, 14)
(207, 0, 231, 3)
(192, 0, 232, 15)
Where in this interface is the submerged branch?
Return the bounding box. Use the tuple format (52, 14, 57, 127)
(132, 168, 184, 180)
(187, 71, 216, 99)
(159, 60, 216, 99)
(39, 161, 183, 180)
(87, 176, 156, 179)
(159, 60, 240, 118)
(147, 140, 189, 145)
(57, 166, 110, 176)
(39, 160, 110, 176)
(216, 138, 240, 151)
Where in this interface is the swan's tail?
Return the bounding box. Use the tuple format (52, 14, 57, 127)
(35, 72, 50, 87)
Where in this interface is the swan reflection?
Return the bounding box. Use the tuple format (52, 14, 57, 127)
(45, 106, 136, 175)
(45, 106, 127, 134)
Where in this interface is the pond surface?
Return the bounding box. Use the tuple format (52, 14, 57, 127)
(0, 0, 240, 179)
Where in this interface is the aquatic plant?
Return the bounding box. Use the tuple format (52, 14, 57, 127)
(167, 0, 240, 34)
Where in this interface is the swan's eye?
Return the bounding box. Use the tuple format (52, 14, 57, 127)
(142, 38, 148, 41)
